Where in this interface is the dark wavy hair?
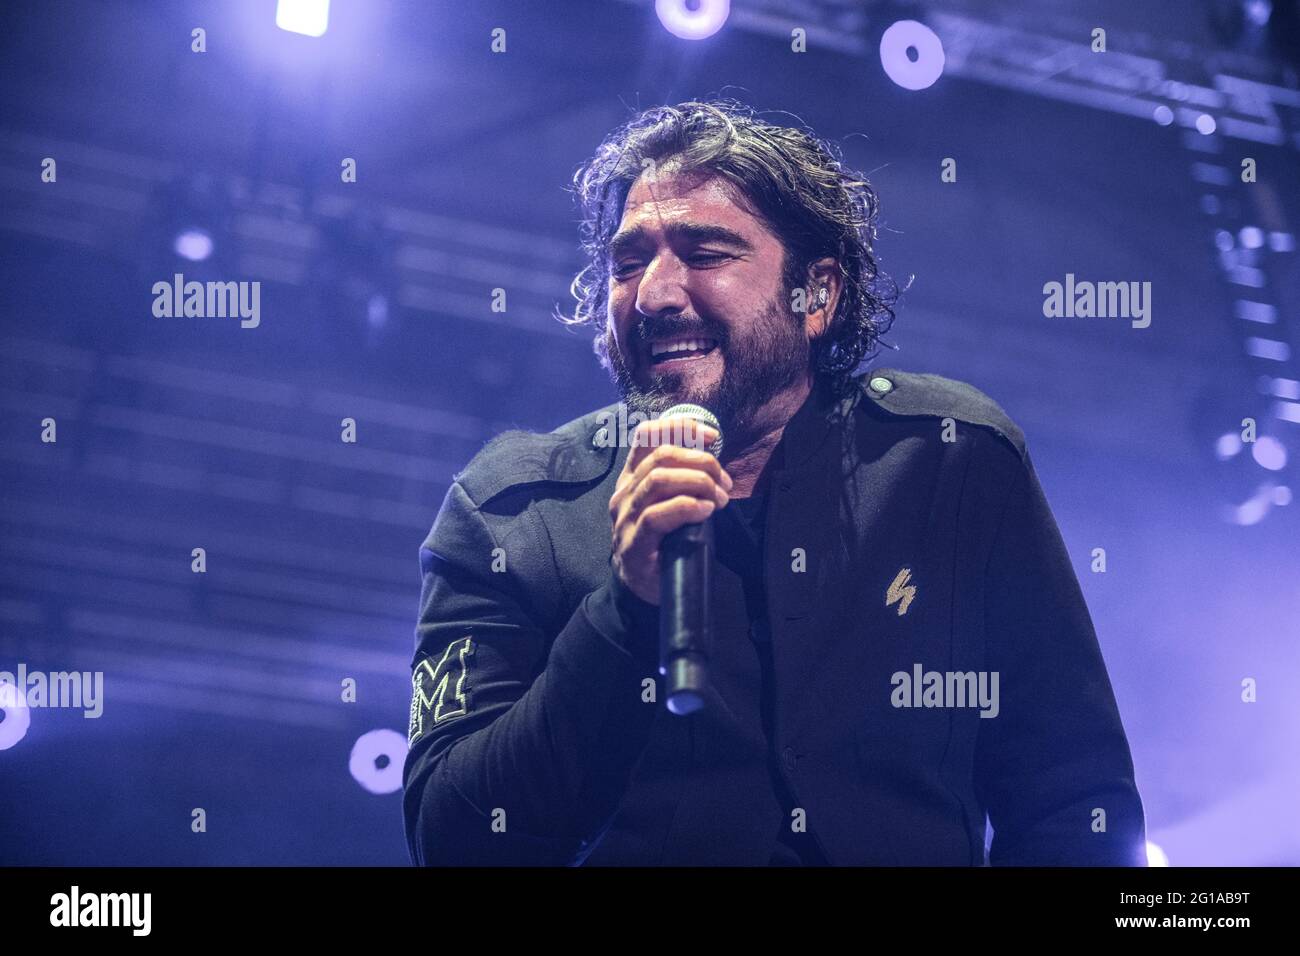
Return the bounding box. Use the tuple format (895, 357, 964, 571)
(557, 98, 899, 398)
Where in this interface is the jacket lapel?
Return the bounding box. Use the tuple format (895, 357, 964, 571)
(763, 382, 860, 742)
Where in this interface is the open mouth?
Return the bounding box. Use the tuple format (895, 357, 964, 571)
(647, 336, 719, 367)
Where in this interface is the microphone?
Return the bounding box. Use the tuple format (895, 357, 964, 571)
(657, 403, 723, 716)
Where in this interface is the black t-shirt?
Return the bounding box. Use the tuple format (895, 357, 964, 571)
(716, 491, 829, 866)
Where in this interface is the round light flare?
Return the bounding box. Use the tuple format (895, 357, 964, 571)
(1215, 432, 1243, 461)
(655, 0, 730, 40)
(1146, 841, 1169, 867)
(0, 680, 32, 751)
(1251, 435, 1287, 471)
(1196, 113, 1217, 135)
(1153, 105, 1174, 126)
(1226, 481, 1290, 526)
(349, 728, 406, 795)
(173, 228, 214, 262)
(1239, 226, 1265, 249)
(880, 20, 945, 91)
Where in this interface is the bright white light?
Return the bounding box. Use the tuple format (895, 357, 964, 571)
(1215, 432, 1242, 461)
(0, 681, 31, 751)
(880, 20, 945, 91)
(173, 228, 213, 262)
(349, 729, 405, 795)
(1146, 841, 1169, 867)
(1229, 484, 1275, 525)
(1245, 0, 1273, 27)
(655, 0, 729, 40)
(1196, 113, 1217, 135)
(1239, 226, 1264, 249)
(1252, 435, 1287, 471)
(277, 0, 330, 38)
(1153, 105, 1174, 126)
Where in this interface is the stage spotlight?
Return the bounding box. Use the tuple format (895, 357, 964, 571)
(1197, 388, 1292, 525)
(879, 20, 945, 91)
(1146, 841, 1170, 867)
(1252, 434, 1288, 470)
(173, 227, 214, 262)
(1239, 226, 1265, 249)
(655, 0, 730, 40)
(1213, 427, 1292, 524)
(0, 680, 32, 751)
(348, 729, 405, 795)
(276, 0, 330, 38)
(147, 174, 230, 279)
(1227, 481, 1291, 525)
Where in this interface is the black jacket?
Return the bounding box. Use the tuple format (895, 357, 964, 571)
(402, 369, 1146, 866)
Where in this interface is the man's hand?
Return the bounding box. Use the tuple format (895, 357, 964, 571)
(609, 417, 733, 605)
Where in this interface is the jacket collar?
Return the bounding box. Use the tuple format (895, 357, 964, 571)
(579, 376, 862, 487)
(771, 375, 861, 477)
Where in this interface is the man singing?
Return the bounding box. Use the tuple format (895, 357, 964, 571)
(402, 100, 1146, 866)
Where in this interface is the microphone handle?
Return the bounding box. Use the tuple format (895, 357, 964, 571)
(659, 517, 713, 716)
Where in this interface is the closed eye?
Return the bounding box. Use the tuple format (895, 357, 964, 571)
(611, 250, 734, 279)
(689, 252, 731, 266)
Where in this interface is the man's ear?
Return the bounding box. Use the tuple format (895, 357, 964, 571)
(804, 257, 842, 339)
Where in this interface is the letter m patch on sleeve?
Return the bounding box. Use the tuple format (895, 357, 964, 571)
(408, 636, 474, 744)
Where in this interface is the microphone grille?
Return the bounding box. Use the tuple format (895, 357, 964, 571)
(659, 404, 723, 458)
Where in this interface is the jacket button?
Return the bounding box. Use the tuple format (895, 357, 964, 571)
(782, 747, 798, 772)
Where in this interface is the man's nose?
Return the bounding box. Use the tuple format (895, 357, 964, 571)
(635, 251, 690, 319)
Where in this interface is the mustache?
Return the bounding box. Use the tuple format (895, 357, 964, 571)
(635, 316, 728, 347)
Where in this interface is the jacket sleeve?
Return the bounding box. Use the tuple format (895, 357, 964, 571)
(401, 479, 661, 866)
(974, 449, 1147, 866)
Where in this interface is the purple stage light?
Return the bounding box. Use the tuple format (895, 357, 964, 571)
(655, 0, 730, 41)
(1215, 432, 1242, 460)
(348, 729, 405, 795)
(880, 20, 945, 91)
(1146, 841, 1169, 867)
(0, 680, 31, 750)
(276, 0, 330, 38)
(173, 228, 213, 262)
(1252, 435, 1287, 470)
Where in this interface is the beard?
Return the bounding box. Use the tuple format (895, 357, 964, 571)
(603, 285, 812, 449)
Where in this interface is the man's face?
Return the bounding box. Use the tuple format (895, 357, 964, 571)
(602, 168, 813, 442)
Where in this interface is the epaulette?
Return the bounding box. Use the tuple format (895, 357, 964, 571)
(452, 403, 621, 505)
(855, 368, 1027, 460)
